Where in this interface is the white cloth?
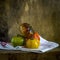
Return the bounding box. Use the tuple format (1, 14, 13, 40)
(0, 36, 59, 53)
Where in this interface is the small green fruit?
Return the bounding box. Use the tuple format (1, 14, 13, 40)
(11, 36, 24, 47)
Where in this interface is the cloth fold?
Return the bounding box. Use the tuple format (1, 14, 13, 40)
(0, 36, 59, 53)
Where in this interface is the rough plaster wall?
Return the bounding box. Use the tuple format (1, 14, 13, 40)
(0, 0, 8, 42)
(0, 0, 60, 43)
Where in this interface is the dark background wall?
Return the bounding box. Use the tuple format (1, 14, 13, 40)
(0, 0, 60, 44)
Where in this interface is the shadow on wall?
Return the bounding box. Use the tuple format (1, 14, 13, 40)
(6, 0, 25, 40)
(0, 0, 8, 42)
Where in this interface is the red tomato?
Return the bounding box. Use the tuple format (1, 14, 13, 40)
(33, 32, 40, 40)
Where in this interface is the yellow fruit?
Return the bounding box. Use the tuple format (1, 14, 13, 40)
(26, 39, 40, 49)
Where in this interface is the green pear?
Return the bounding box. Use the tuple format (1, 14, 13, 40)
(11, 36, 24, 47)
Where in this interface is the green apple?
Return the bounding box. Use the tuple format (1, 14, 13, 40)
(11, 36, 24, 47)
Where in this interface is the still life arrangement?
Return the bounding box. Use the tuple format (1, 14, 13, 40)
(11, 23, 40, 49)
(0, 23, 59, 53)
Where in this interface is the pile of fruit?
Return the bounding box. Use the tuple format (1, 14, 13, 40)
(11, 23, 40, 49)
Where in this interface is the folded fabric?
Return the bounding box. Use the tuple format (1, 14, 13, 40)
(0, 36, 59, 53)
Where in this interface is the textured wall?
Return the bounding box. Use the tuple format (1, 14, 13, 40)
(0, 0, 8, 42)
(0, 0, 60, 43)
